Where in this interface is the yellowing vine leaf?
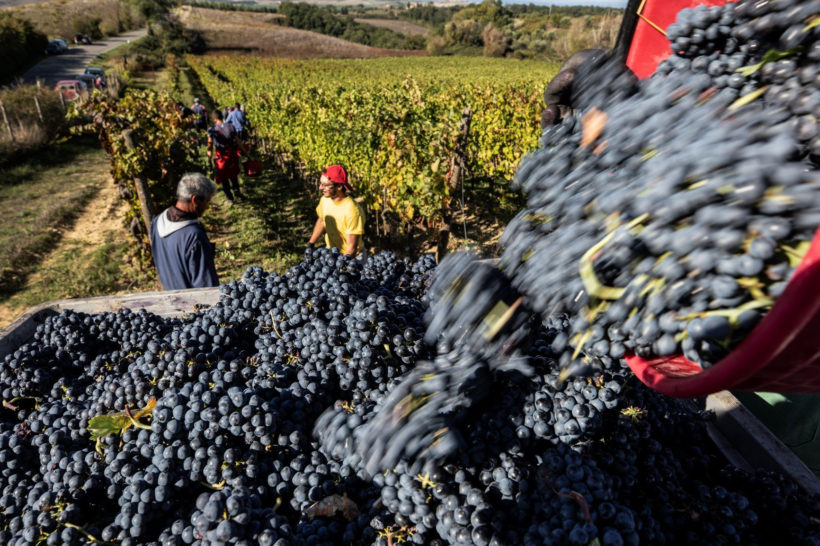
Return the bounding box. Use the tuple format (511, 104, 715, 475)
(87, 397, 156, 441)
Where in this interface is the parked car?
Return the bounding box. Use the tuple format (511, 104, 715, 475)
(45, 39, 68, 55)
(54, 80, 88, 101)
(85, 67, 105, 82)
(73, 34, 92, 45)
(75, 73, 97, 90)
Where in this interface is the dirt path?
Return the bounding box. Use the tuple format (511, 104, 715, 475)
(56, 176, 126, 246)
(0, 175, 129, 328)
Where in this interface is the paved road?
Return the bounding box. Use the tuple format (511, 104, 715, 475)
(20, 29, 147, 88)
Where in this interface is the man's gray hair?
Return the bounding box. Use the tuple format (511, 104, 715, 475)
(177, 172, 216, 201)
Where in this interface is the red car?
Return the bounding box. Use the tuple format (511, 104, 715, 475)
(54, 80, 89, 101)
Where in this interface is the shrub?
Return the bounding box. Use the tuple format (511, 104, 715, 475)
(426, 35, 447, 55)
(482, 22, 509, 57)
(0, 84, 66, 160)
(72, 15, 103, 40)
(0, 13, 48, 83)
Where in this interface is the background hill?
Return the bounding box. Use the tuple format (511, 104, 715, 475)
(177, 6, 427, 57)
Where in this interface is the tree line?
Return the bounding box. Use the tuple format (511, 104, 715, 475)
(277, 2, 425, 50)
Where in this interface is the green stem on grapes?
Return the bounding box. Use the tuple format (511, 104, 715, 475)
(780, 240, 811, 267)
(123, 404, 152, 430)
(62, 523, 115, 545)
(585, 300, 610, 322)
(639, 277, 667, 298)
(728, 86, 768, 110)
(736, 277, 769, 302)
(571, 330, 593, 361)
(200, 479, 227, 491)
(579, 214, 649, 301)
(679, 299, 773, 324)
(482, 296, 524, 341)
(269, 311, 283, 339)
(736, 49, 798, 77)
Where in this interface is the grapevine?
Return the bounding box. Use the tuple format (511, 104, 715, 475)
(187, 56, 557, 238)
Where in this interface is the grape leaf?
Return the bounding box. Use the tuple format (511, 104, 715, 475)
(736, 49, 798, 77)
(87, 398, 156, 441)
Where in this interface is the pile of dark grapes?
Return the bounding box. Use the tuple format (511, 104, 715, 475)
(1, 1, 820, 545)
(1, 245, 817, 545)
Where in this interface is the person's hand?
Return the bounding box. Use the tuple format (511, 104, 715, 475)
(306, 241, 315, 250)
(541, 49, 607, 129)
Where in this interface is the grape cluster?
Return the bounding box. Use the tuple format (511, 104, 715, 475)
(662, 0, 820, 162)
(498, 0, 820, 369)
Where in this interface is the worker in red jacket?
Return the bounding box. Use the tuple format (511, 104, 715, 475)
(206, 109, 247, 205)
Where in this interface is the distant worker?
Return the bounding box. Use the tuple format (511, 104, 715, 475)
(307, 165, 365, 257)
(226, 102, 250, 140)
(191, 98, 208, 132)
(150, 172, 219, 290)
(207, 109, 247, 204)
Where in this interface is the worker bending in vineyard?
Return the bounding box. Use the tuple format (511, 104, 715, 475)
(207, 109, 247, 205)
(150, 172, 220, 290)
(307, 165, 365, 258)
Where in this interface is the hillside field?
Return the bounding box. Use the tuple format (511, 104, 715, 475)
(177, 6, 427, 58)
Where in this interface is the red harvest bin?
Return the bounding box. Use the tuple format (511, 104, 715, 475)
(625, 0, 732, 79)
(622, 0, 820, 397)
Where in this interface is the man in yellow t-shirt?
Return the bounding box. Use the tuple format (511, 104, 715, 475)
(307, 165, 365, 257)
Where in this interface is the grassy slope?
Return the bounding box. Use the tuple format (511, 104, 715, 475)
(0, 136, 151, 326)
(202, 167, 314, 284)
(177, 6, 426, 58)
(0, 136, 106, 297)
(4, 0, 139, 39)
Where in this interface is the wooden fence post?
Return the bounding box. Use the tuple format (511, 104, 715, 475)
(121, 129, 155, 235)
(34, 96, 44, 124)
(436, 107, 472, 263)
(0, 100, 14, 144)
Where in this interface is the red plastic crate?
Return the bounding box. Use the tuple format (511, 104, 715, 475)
(244, 160, 263, 177)
(621, 0, 820, 397)
(625, 0, 732, 79)
(626, 227, 820, 397)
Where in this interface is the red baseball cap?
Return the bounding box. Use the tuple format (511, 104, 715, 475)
(322, 165, 353, 193)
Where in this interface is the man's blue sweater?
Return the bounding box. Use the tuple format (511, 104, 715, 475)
(226, 109, 248, 134)
(150, 207, 219, 290)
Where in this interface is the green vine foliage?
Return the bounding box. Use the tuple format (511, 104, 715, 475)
(188, 56, 557, 234)
(78, 89, 205, 263)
